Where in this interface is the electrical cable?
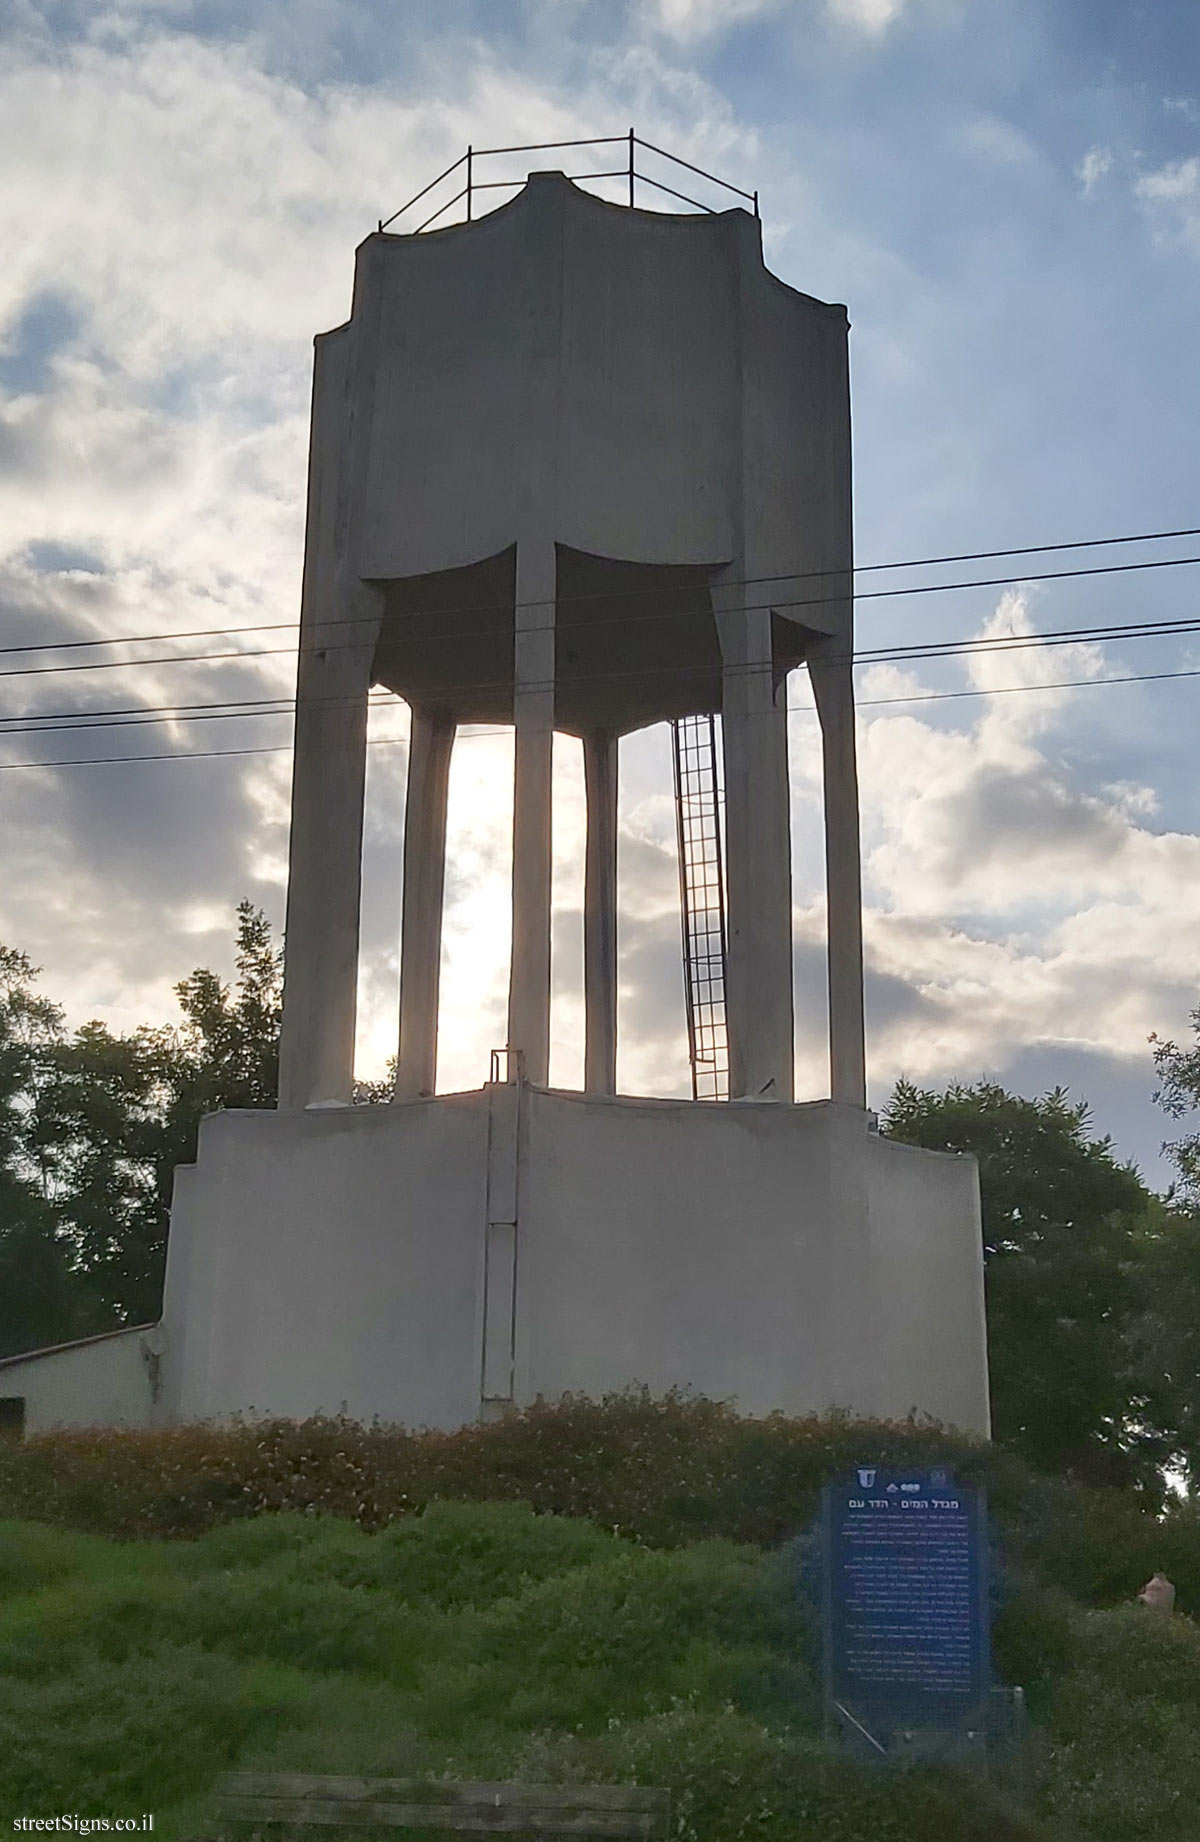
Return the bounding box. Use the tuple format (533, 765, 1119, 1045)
(4, 603, 1198, 727)
(1, 559, 1199, 700)
(4, 606, 1198, 723)
(2, 610, 1198, 740)
(3, 521, 1199, 662)
(1, 658, 1196, 771)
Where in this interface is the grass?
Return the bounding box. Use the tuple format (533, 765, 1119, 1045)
(0, 1501, 1038, 1841)
(3, 1399, 1200, 1840)
(0, 1494, 1196, 1841)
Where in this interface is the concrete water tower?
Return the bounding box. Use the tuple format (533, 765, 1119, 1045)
(155, 142, 990, 1437)
(276, 147, 863, 1118)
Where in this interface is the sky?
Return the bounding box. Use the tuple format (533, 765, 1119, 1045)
(1, 0, 1198, 1185)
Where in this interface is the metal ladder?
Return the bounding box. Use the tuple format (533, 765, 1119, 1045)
(671, 714, 729, 1101)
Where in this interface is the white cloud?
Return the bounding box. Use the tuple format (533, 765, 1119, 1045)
(1135, 154, 1200, 252)
(965, 114, 1039, 167)
(642, 0, 783, 42)
(1137, 154, 1200, 203)
(1076, 144, 1114, 195)
(851, 590, 1200, 1113)
(826, 0, 908, 36)
(0, 9, 1197, 1178)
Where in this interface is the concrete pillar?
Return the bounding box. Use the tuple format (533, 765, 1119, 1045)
(810, 651, 866, 1108)
(583, 728, 618, 1095)
(395, 706, 455, 1101)
(278, 607, 376, 1109)
(508, 541, 555, 1086)
(715, 580, 794, 1102)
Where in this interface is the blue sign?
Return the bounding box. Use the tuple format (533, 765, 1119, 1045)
(822, 1468, 990, 1723)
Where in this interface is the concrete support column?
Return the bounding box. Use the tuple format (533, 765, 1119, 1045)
(583, 728, 618, 1095)
(395, 706, 455, 1101)
(278, 606, 376, 1109)
(715, 581, 794, 1101)
(508, 541, 555, 1086)
(810, 651, 866, 1108)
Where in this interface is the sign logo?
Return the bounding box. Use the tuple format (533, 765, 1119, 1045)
(856, 1468, 877, 1490)
(930, 1468, 948, 1487)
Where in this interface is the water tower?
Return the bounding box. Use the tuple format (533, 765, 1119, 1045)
(157, 142, 989, 1437)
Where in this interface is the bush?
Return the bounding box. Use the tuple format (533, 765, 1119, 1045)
(6, 1393, 1194, 1620)
(1041, 1606, 1200, 1841)
(509, 1705, 1039, 1842)
(4, 1473, 1200, 1839)
(0, 1391, 1023, 1546)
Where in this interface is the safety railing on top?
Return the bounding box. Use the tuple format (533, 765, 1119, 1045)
(377, 133, 758, 235)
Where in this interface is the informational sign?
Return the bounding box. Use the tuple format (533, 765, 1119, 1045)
(821, 1467, 990, 1738)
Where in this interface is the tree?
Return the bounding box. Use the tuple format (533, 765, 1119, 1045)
(883, 1079, 1170, 1493)
(1130, 1010, 1200, 1486)
(1151, 1008, 1200, 1201)
(0, 904, 285, 1350)
(0, 949, 113, 1356)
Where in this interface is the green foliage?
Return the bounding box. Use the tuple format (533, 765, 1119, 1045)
(1129, 1203, 1200, 1488)
(0, 947, 113, 1355)
(0, 1393, 1003, 1547)
(3, 1392, 1196, 1625)
(509, 1707, 1035, 1842)
(3, 1407, 1200, 1838)
(0, 1502, 1034, 1840)
(1152, 1007, 1200, 1202)
(883, 1079, 1168, 1489)
(1041, 1606, 1200, 1841)
(0, 902, 281, 1349)
(10, 1493, 1200, 1841)
(1, 1639, 308, 1823)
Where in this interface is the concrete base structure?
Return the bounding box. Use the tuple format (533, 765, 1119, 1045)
(148, 1086, 987, 1433)
(0, 1088, 989, 1436)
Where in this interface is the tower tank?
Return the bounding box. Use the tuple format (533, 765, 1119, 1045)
(279, 168, 864, 1113)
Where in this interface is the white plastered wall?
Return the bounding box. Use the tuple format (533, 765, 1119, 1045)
(150, 1091, 987, 1436)
(0, 1326, 158, 1434)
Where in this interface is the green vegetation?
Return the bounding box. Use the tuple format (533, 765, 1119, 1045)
(883, 1077, 1199, 1491)
(0, 905, 283, 1350)
(5, 929, 1200, 1836)
(2, 1398, 1200, 1840)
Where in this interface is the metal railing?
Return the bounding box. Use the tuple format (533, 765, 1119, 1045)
(378, 132, 758, 236)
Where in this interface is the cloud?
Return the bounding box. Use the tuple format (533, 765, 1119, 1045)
(1076, 145, 1114, 195)
(1135, 154, 1200, 252)
(0, 3, 1196, 1200)
(849, 590, 1200, 1167)
(826, 0, 908, 36)
(641, 0, 783, 42)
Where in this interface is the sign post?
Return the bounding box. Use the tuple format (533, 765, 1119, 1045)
(821, 1466, 990, 1766)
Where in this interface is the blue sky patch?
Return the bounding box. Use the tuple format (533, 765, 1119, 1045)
(0, 291, 82, 396)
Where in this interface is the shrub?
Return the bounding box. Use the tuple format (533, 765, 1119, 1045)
(508, 1705, 1040, 1842)
(1041, 1605, 1200, 1841)
(0, 1392, 1014, 1546)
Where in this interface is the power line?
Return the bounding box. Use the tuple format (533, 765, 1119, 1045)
(1, 551, 1199, 702)
(1, 659, 1195, 772)
(2, 608, 1198, 737)
(2, 610, 1199, 741)
(4, 523, 1200, 664)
